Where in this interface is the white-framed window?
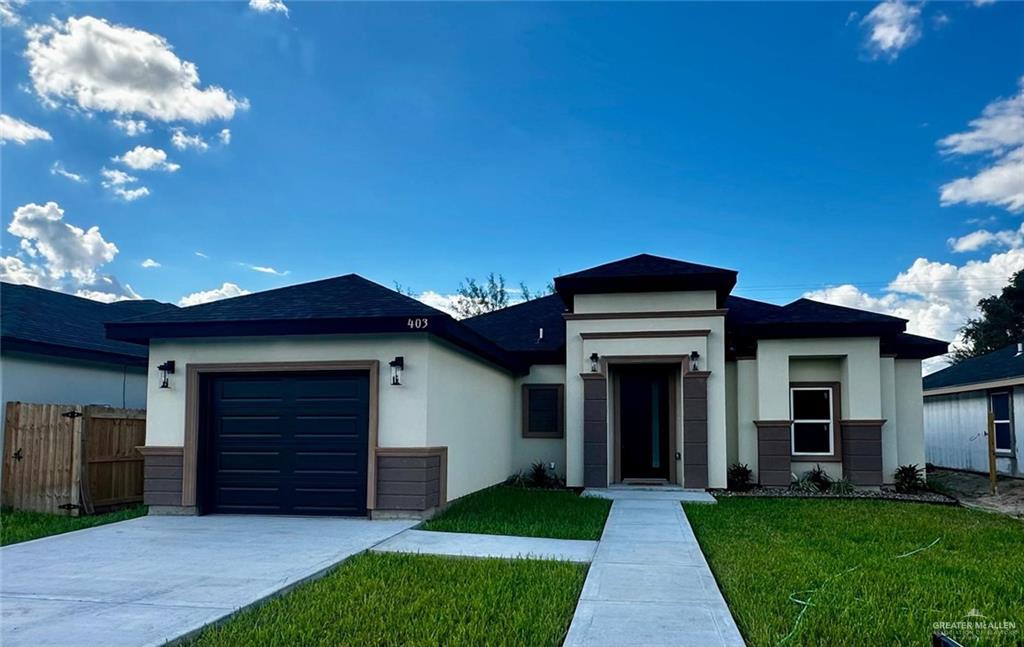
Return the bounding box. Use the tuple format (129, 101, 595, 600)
(790, 387, 834, 456)
(989, 391, 1014, 454)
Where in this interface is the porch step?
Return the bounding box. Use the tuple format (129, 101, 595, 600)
(583, 488, 717, 503)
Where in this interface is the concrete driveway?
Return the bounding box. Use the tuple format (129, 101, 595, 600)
(0, 514, 415, 647)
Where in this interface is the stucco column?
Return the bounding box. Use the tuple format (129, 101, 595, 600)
(736, 358, 758, 477)
(879, 356, 898, 484)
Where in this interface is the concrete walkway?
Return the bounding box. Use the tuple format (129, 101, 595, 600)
(0, 515, 415, 647)
(565, 491, 745, 647)
(372, 529, 598, 562)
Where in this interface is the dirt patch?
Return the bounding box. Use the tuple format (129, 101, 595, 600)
(927, 467, 1024, 519)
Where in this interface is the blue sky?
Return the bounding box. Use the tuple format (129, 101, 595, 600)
(1, 1, 1022, 351)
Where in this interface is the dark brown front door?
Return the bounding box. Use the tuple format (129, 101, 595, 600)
(618, 366, 671, 481)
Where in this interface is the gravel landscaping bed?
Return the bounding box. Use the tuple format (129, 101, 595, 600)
(711, 487, 956, 505)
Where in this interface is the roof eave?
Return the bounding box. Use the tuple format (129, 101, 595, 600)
(1, 336, 148, 367)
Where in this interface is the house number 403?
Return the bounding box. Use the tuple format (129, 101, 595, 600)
(407, 318, 429, 329)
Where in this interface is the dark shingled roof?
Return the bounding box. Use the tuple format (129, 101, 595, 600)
(554, 254, 738, 307)
(106, 274, 527, 374)
(463, 294, 567, 365)
(923, 344, 1024, 391)
(1, 282, 175, 366)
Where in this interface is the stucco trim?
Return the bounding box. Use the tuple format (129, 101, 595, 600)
(579, 330, 711, 340)
(182, 360, 380, 511)
(564, 309, 727, 321)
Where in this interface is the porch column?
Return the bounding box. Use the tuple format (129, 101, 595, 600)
(841, 421, 884, 486)
(683, 371, 710, 488)
(581, 373, 608, 488)
(755, 421, 792, 486)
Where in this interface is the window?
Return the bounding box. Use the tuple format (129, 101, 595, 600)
(790, 386, 835, 456)
(522, 384, 564, 438)
(989, 391, 1014, 454)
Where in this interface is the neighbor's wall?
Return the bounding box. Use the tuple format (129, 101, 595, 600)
(1, 351, 148, 452)
(425, 340, 517, 502)
(924, 386, 1023, 478)
(512, 364, 567, 478)
(145, 335, 433, 449)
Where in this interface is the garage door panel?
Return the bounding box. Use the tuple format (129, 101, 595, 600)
(205, 371, 369, 516)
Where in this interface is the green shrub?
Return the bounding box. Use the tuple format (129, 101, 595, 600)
(894, 464, 926, 493)
(791, 465, 832, 493)
(829, 477, 854, 495)
(727, 463, 754, 491)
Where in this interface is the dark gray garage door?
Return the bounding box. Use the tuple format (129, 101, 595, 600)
(202, 371, 369, 516)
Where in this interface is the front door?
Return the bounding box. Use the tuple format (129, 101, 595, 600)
(618, 366, 671, 481)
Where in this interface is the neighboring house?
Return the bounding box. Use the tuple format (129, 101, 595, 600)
(0, 282, 174, 442)
(106, 254, 948, 517)
(923, 344, 1024, 478)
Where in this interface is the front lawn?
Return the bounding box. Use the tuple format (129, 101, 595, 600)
(187, 552, 587, 647)
(421, 485, 611, 540)
(0, 505, 147, 546)
(685, 498, 1023, 647)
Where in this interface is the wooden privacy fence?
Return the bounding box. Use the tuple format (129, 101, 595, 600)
(2, 402, 146, 516)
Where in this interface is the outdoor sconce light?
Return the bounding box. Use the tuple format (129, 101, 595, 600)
(389, 356, 404, 386)
(689, 351, 700, 372)
(157, 360, 175, 389)
(589, 352, 600, 373)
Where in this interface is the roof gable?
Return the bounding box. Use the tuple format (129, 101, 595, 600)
(554, 254, 737, 307)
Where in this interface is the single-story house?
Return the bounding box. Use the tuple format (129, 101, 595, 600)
(923, 344, 1024, 478)
(106, 254, 948, 517)
(1, 282, 173, 442)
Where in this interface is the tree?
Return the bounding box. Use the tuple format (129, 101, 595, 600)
(953, 270, 1024, 363)
(452, 274, 555, 319)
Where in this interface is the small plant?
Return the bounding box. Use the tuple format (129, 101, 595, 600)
(791, 465, 833, 493)
(522, 462, 562, 489)
(829, 477, 855, 495)
(727, 463, 753, 491)
(894, 464, 926, 493)
(504, 471, 528, 488)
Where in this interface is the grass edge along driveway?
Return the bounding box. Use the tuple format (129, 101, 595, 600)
(1, 505, 147, 546)
(685, 497, 1024, 647)
(422, 485, 611, 540)
(187, 551, 587, 647)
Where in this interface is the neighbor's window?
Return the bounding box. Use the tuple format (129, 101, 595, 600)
(790, 387, 834, 455)
(522, 384, 564, 438)
(989, 391, 1014, 453)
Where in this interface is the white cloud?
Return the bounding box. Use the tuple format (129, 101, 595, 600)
(973, 0, 996, 6)
(195, 251, 209, 259)
(938, 77, 1024, 213)
(947, 224, 1024, 253)
(141, 258, 161, 268)
(0, 202, 136, 302)
(415, 291, 464, 318)
(114, 145, 180, 172)
(805, 248, 1024, 370)
(249, 0, 289, 16)
(50, 161, 86, 183)
(861, 0, 922, 59)
(218, 128, 231, 145)
(178, 282, 249, 306)
(170, 128, 208, 152)
(0, 0, 25, 27)
(112, 117, 148, 136)
(25, 16, 248, 124)
(101, 167, 150, 201)
(246, 264, 289, 276)
(0, 113, 52, 145)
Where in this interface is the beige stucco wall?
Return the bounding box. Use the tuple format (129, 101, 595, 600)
(735, 358, 758, 474)
(894, 359, 926, 468)
(572, 290, 718, 314)
(511, 364, 567, 478)
(565, 310, 727, 488)
(145, 334, 518, 504)
(425, 340, 516, 501)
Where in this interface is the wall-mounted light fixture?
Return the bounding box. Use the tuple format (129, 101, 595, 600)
(689, 351, 700, 372)
(389, 356, 404, 386)
(157, 360, 175, 389)
(589, 352, 600, 373)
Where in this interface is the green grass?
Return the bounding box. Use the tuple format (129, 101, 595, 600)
(187, 552, 587, 647)
(421, 486, 611, 540)
(1, 505, 146, 546)
(684, 498, 1024, 647)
